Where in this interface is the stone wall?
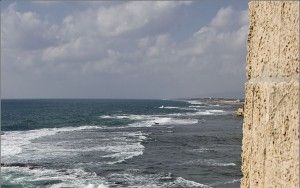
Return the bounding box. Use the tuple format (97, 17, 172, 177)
(242, 1, 299, 188)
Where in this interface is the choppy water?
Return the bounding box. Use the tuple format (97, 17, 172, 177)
(1, 99, 243, 188)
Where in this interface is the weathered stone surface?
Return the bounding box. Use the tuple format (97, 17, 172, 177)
(242, 1, 299, 188)
(246, 1, 299, 80)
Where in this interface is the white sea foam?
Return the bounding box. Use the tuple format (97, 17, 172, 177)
(223, 178, 240, 184)
(2, 127, 147, 170)
(103, 147, 144, 164)
(189, 104, 221, 108)
(209, 104, 220, 107)
(107, 172, 211, 188)
(99, 105, 228, 127)
(188, 105, 203, 108)
(1, 166, 108, 188)
(100, 113, 198, 128)
(99, 114, 152, 120)
(184, 159, 236, 167)
(124, 114, 153, 120)
(186, 100, 203, 105)
(166, 177, 212, 188)
(83, 184, 109, 188)
(191, 148, 212, 153)
(207, 162, 236, 167)
(1, 126, 101, 158)
(207, 110, 225, 113)
(128, 117, 198, 127)
(170, 109, 228, 117)
(210, 178, 240, 187)
(159, 106, 198, 111)
(99, 131, 147, 164)
(99, 115, 124, 119)
(99, 115, 114, 119)
(159, 106, 180, 109)
(190, 111, 214, 116)
(193, 110, 225, 115)
(154, 117, 198, 125)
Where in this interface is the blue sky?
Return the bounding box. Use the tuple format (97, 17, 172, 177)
(1, 1, 248, 99)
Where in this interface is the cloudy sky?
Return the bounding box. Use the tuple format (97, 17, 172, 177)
(1, 0, 248, 99)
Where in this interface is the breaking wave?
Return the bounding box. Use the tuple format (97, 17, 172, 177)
(1, 166, 109, 188)
(2, 126, 147, 166)
(1, 126, 102, 157)
(183, 159, 236, 167)
(186, 100, 203, 105)
(99, 114, 198, 127)
(128, 117, 198, 127)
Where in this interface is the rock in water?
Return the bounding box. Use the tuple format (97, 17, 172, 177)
(236, 107, 244, 117)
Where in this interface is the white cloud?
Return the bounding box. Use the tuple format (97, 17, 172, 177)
(2, 3, 59, 50)
(57, 1, 191, 38)
(2, 1, 192, 71)
(210, 6, 235, 28)
(1, 2, 248, 98)
(182, 6, 248, 75)
(95, 1, 191, 36)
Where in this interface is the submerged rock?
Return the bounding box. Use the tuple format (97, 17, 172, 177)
(236, 107, 244, 117)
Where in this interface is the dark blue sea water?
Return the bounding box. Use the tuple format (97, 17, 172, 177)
(1, 99, 243, 188)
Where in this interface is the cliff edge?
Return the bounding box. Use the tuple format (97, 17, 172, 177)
(242, 1, 299, 188)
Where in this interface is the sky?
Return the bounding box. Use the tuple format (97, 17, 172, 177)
(1, 0, 248, 99)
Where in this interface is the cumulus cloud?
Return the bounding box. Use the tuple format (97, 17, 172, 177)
(2, 3, 59, 50)
(56, 1, 192, 39)
(1, 1, 248, 99)
(186, 7, 248, 75)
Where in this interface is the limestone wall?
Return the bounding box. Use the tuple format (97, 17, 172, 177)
(242, 1, 299, 188)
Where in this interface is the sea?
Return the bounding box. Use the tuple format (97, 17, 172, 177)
(1, 98, 243, 188)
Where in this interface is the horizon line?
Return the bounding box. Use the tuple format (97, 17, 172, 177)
(1, 97, 244, 100)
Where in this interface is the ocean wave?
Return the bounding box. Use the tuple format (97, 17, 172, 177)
(100, 114, 198, 127)
(150, 117, 198, 125)
(186, 100, 203, 105)
(2, 165, 211, 188)
(99, 114, 152, 120)
(158, 106, 195, 111)
(188, 105, 203, 108)
(190, 148, 215, 153)
(100, 132, 146, 164)
(165, 177, 212, 188)
(191, 110, 226, 115)
(159, 105, 179, 109)
(209, 104, 220, 107)
(99, 107, 229, 126)
(206, 110, 224, 113)
(183, 159, 236, 167)
(1, 166, 108, 188)
(1, 125, 102, 158)
(1, 126, 147, 167)
(222, 178, 240, 185)
(169, 109, 228, 117)
(128, 117, 198, 127)
(106, 172, 211, 188)
(207, 162, 236, 167)
(209, 178, 240, 187)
